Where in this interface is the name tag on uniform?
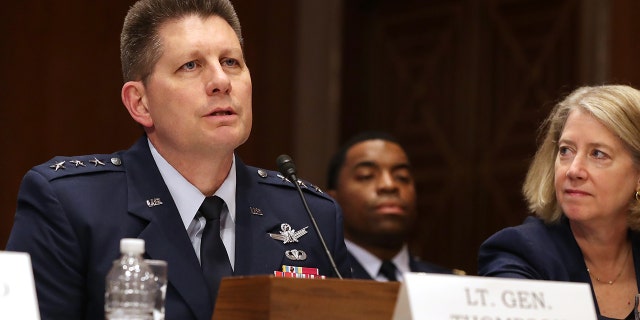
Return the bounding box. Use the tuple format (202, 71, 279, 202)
(0, 251, 40, 320)
(393, 273, 597, 320)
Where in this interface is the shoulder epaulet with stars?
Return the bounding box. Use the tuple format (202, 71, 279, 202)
(252, 167, 329, 199)
(34, 154, 125, 180)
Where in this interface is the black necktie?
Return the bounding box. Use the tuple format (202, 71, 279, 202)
(199, 196, 233, 305)
(379, 260, 398, 281)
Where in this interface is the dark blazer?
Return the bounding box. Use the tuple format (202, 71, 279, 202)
(6, 136, 351, 320)
(478, 216, 640, 319)
(348, 251, 453, 280)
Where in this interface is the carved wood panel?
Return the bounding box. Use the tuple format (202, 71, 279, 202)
(341, 0, 582, 273)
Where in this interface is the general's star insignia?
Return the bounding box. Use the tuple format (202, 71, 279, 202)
(276, 173, 290, 183)
(89, 157, 105, 166)
(268, 223, 309, 244)
(49, 161, 66, 171)
(70, 160, 85, 167)
(311, 184, 323, 193)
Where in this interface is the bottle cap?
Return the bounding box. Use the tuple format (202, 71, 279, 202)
(120, 238, 145, 255)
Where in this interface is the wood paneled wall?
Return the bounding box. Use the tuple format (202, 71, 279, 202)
(0, 1, 140, 248)
(340, 0, 640, 274)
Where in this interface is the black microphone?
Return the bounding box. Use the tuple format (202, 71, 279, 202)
(276, 154, 343, 279)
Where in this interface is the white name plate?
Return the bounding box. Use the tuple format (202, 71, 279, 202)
(0, 251, 40, 320)
(393, 273, 597, 320)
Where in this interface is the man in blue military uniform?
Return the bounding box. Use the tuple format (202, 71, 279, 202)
(5, 1, 350, 319)
(326, 131, 456, 281)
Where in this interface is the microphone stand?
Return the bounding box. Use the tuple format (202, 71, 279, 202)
(277, 155, 343, 279)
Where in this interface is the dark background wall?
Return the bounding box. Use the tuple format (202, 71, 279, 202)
(2, 0, 640, 275)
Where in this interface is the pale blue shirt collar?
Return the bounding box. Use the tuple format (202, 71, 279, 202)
(345, 239, 411, 281)
(147, 139, 237, 229)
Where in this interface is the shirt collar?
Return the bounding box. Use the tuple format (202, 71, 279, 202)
(345, 239, 411, 279)
(148, 139, 237, 230)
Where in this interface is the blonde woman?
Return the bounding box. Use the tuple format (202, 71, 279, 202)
(479, 85, 640, 320)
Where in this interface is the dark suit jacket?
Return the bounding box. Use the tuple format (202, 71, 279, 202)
(6, 136, 351, 320)
(478, 216, 640, 319)
(348, 251, 452, 280)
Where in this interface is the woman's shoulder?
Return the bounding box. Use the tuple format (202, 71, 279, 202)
(479, 215, 576, 265)
(488, 216, 560, 243)
(478, 215, 578, 279)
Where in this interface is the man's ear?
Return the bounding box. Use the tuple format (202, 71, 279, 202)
(122, 81, 153, 128)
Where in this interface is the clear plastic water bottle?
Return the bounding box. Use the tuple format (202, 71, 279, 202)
(105, 238, 156, 320)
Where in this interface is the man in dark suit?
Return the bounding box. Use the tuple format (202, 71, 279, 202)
(5, 1, 350, 319)
(327, 131, 456, 281)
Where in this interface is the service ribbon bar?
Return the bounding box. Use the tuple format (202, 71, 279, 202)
(281, 265, 319, 275)
(273, 271, 326, 279)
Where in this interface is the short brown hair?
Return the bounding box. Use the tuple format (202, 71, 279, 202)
(523, 85, 640, 230)
(120, 0, 242, 82)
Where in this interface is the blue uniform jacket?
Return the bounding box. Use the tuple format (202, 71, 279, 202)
(478, 216, 640, 319)
(6, 136, 351, 320)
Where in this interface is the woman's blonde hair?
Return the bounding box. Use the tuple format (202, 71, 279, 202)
(523, 85, 640, 230)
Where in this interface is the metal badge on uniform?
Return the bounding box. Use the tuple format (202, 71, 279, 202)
(268, 223, 308, 244)
(69, 160, 86, 167)
(310, 184, 323, 193)
(89, 157, 105, 166)
(285, 249, 307, 261)
(49, 161, 66, 171)
(250, 207, 263, 216)
(146, 198, 163, 207)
